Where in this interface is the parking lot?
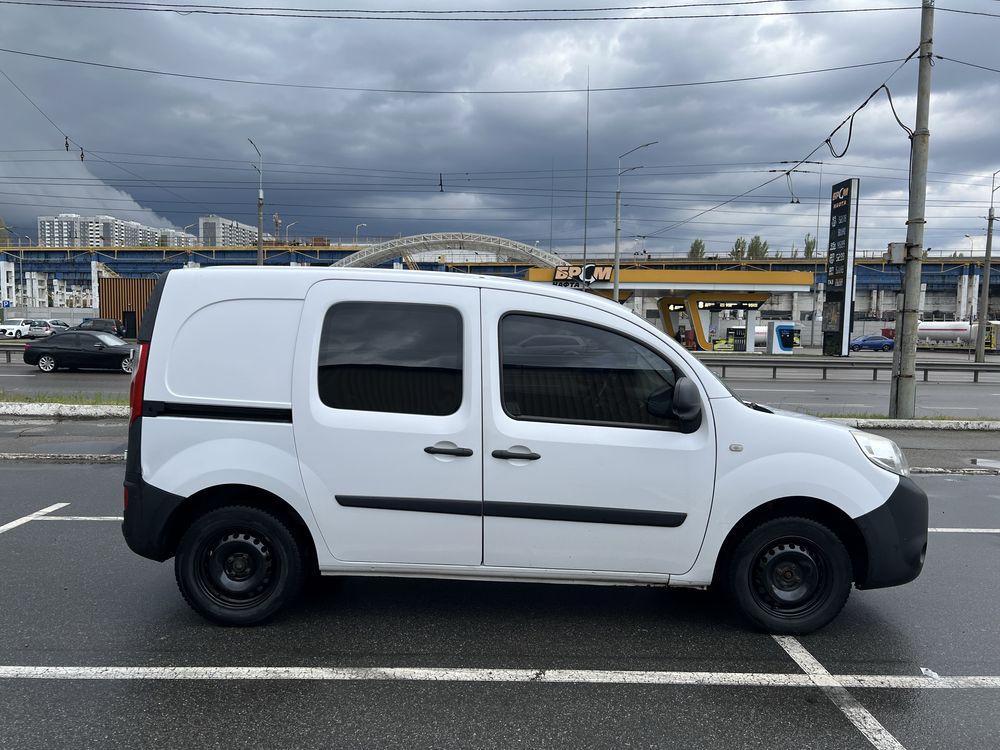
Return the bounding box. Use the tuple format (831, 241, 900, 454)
(1, 464, 998, 749)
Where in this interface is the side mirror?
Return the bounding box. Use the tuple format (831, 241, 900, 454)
(674, 376, 703, 433)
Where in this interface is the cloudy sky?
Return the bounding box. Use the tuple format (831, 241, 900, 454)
(0, 0, 997, 259)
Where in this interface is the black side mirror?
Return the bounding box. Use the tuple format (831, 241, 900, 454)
(674, 376, 703, 433)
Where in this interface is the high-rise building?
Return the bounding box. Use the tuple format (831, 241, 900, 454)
(198, 215, 272, 246)
(37, 214, 195, 248)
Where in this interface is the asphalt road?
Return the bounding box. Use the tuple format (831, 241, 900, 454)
(0, 466, 998, 749)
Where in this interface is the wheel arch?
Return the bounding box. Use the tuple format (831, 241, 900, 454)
(711, 496, 868, 587)
(163, 484, 318, 572)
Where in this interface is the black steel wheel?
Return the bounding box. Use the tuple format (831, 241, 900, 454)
(175, 506, 303, 625)
(728, 517, 852, 634)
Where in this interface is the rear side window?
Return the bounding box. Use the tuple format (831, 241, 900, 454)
(500, 314, 680, 429)
(318, 302, 462, 416)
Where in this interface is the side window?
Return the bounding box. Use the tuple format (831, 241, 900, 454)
(318, 302, 463, 416)
(500, 314, 682, 430)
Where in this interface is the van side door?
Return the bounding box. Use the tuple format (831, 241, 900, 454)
(481, 290, 716, 574)
(293, 280, 483, 566)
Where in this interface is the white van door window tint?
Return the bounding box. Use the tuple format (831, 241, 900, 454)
(500, 314, 679, 429)
(319, 302, 462, 416)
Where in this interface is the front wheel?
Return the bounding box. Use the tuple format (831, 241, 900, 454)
(14, 330, 22, 339)
(728, 517, 852, 634)
(175, 506, 303, 625)
(37, 355, 57, 373)
(881, 344, 891, 352)
(850, 345, 860, 352)
(121, 356, 133, 374)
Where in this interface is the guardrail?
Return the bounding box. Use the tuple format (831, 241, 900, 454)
(696, 355, 1000, 383)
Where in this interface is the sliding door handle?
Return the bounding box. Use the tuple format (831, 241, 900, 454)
(424, 446, 474, 457)
(491, 449, 541, 461)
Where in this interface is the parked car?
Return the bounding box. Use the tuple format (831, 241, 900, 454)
(23, 330, 134, 373)
(850, 334, 894, 352)
(25, 319, 71, 339)
(0, 319, 34, 338)
(122, 268, 928, 633)
(75, 318, 125, 337)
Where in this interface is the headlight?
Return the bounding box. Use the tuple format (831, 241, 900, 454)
(851, 431, 909, 476)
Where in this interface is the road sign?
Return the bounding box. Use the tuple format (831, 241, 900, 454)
(1, 300, 11, 308)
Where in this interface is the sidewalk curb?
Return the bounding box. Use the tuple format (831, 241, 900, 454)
(0, 404, 128, 419)
(831, 418, 1000, 431)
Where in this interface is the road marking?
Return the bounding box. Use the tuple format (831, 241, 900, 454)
(773, 635, 905, 750)
(0, 374, 34, 378)
(34, 516, 124, 522)
(0, 664, 997, 688)
(929, 527, 1000, 533)
(0, 503, 70, 534)
(921, 406, 978, 410)
(783, 403, 868, 407)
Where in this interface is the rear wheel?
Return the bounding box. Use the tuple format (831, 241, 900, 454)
(175, 506, 303, 626)
(881, 344, 891, 351)
(728, 517, 852, 634)
(37, 355, 57, 373)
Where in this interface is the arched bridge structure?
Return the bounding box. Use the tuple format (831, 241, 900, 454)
(331, 232, 567, 268)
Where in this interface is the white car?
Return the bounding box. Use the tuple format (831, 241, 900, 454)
(25, 319, 71, 339)
(122, 267, 928, 633)
(0, 319, 34, 338)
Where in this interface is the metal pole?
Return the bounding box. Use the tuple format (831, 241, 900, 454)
(890, 0, 934, 419)
(975, 203, 994, 362)
(613, 188, 622, 302)
(248, 138, 264, 266)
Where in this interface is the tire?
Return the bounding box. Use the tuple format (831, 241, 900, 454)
(174, 506, 303, 626)
(121, 356, 133, 374)
(37, 355, 57, 373)
(881, 345, 891, 352)
(850, 345, 860, 352)
(14, 330, 21, 339)
(728, 517, 852, 635)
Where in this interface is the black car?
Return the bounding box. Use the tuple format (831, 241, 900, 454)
(23, 331, 134, 373)
(75, 318, 125, 337)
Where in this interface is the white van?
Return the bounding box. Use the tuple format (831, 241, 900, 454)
(122, 268, 927, 633)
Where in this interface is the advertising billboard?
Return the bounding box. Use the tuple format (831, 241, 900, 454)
(822, 178, 860, 356)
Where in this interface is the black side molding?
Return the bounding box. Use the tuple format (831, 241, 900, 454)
(143, 401, 293, 423)
(335, 495, 687, 528)
(485, 501, 686, 528)
(336, 495, 482, 516)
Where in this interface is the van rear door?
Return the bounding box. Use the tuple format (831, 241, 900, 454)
(293, 280, 483, 565)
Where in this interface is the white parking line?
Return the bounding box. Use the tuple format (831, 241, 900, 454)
(929, 527, 1000, 533)
(734, 389, 816, 393)
(0, 665, 997, 688)
(0, 374, 34, 378)
(0, 503, 70, 534)
(773, 635, 905, 750)
(34, 516, 124, 522)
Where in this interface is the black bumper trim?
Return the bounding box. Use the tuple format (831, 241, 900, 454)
(854, 475, 928, 590)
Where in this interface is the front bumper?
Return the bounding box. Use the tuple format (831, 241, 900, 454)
(854, 475, 928, 589)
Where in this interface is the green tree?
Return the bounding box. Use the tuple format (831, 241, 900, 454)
(804, 233, 817, 259)
(790, 243, 799, 258)
(729, 236, 747, 260)
(688, 238, 706, 259)
(747, 235, 769, 259)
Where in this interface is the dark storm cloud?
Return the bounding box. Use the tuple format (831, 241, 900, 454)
(0, 1, 997, 257)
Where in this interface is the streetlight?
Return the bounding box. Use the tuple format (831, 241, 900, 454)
(248, 138, 264, 266)
(975, 168, 999, 363)
(285, 221, 298, 245)
(355, 223, 367, 244)
(613, 140, 658, 302)
(183, 223, 197, 247)
(964, 234, 975, 255)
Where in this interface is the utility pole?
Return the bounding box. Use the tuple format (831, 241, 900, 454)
(613, 141, 657, 303)
(975, 169, 998, 362)
(890, 0, 934, 418)
(248, 138, 264, 266)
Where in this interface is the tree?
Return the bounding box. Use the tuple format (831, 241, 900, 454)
(804, 233, 817, 259)
(790, 243, 799, 258)
(729, 236, 747, 260)
(688, 238, 706, 259)
(747, 235, 769, 259)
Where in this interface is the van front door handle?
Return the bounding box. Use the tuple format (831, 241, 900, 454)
(491, 449, 541, 461)
(424, 446, 474, 457)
